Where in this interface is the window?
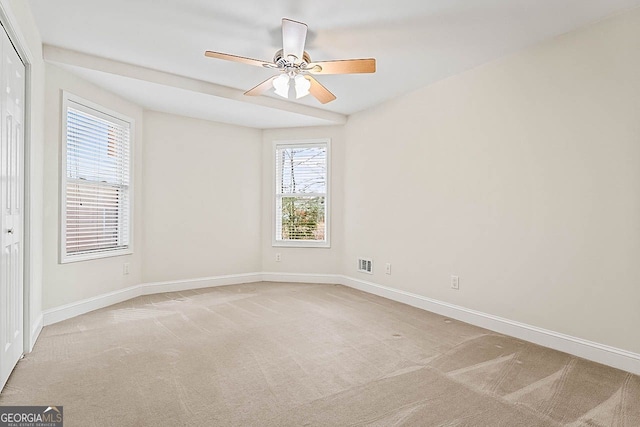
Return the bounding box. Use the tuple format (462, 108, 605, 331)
(274, 140, 329, 247)
(60, 93, 133, 262)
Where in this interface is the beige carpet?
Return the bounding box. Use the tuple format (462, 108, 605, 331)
(1, 282, 638, 426)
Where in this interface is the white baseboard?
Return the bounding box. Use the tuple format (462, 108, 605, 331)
(42, 273, 263, 326)
(340, 275, 640, 376)
(39, 271, 640, 375)
(138, 273, 263, 295)
(262, 272, 340, 284)
(29, 313, 43, 352)
(43, 285, 140, 326)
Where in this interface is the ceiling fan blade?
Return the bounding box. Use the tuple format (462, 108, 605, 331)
(205, 51, 269, 67)
(244, 75, 279, 96)
(308, 58, 376, 75)
(282, 18, 307, 63)
(305, 76, 336, 104)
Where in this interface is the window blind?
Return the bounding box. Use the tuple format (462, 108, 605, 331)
(63, 100, 131, 259)
(274, 142, 328, 243)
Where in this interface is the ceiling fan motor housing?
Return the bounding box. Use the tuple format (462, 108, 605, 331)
(273, 49, 312, 71)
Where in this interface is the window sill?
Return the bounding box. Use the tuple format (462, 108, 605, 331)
(60, 248, 133, 264)
(272, 241, 331, 249)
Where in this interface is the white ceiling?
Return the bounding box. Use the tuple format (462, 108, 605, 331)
(29, 0, 640, 128)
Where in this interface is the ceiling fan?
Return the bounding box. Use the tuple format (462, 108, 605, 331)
(205, 18, 376, 104)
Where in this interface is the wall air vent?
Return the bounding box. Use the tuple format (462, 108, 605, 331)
(358, 258, 373, 274)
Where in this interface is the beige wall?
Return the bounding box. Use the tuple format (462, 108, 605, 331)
(343, 8, 640, 354)
(43, 64, 144, 309)
(261, 126, 344, 274)
(142, 111, 262, 283)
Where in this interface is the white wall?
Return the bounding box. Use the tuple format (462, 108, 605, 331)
(43, 64, 144, 310)
(343, 8, 640, 354)
(261, 126, 344, 274)
(142, 111, 262, 283)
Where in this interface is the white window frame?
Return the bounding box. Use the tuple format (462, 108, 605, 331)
(59, 91, 134, 263)
(272, 138, 330, 248)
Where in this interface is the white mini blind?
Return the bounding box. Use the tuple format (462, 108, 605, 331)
(62, 96, 132, 261)
(274, 142, 328, 244)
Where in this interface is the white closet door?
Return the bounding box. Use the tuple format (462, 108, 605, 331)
(0, 23, 25, 391)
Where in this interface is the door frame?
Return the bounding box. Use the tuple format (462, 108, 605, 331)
(0, 1, 37, 354)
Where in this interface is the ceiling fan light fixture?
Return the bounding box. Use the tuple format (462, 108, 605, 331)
(272, 74, 290, 98)
(294, 75, 311, 99)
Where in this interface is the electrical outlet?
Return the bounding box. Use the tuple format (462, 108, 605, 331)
(451, 275, 459, 290)
(275, 253, 281, 262)
(123, 263, 130, 275)
(385, 263, 391, 275)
